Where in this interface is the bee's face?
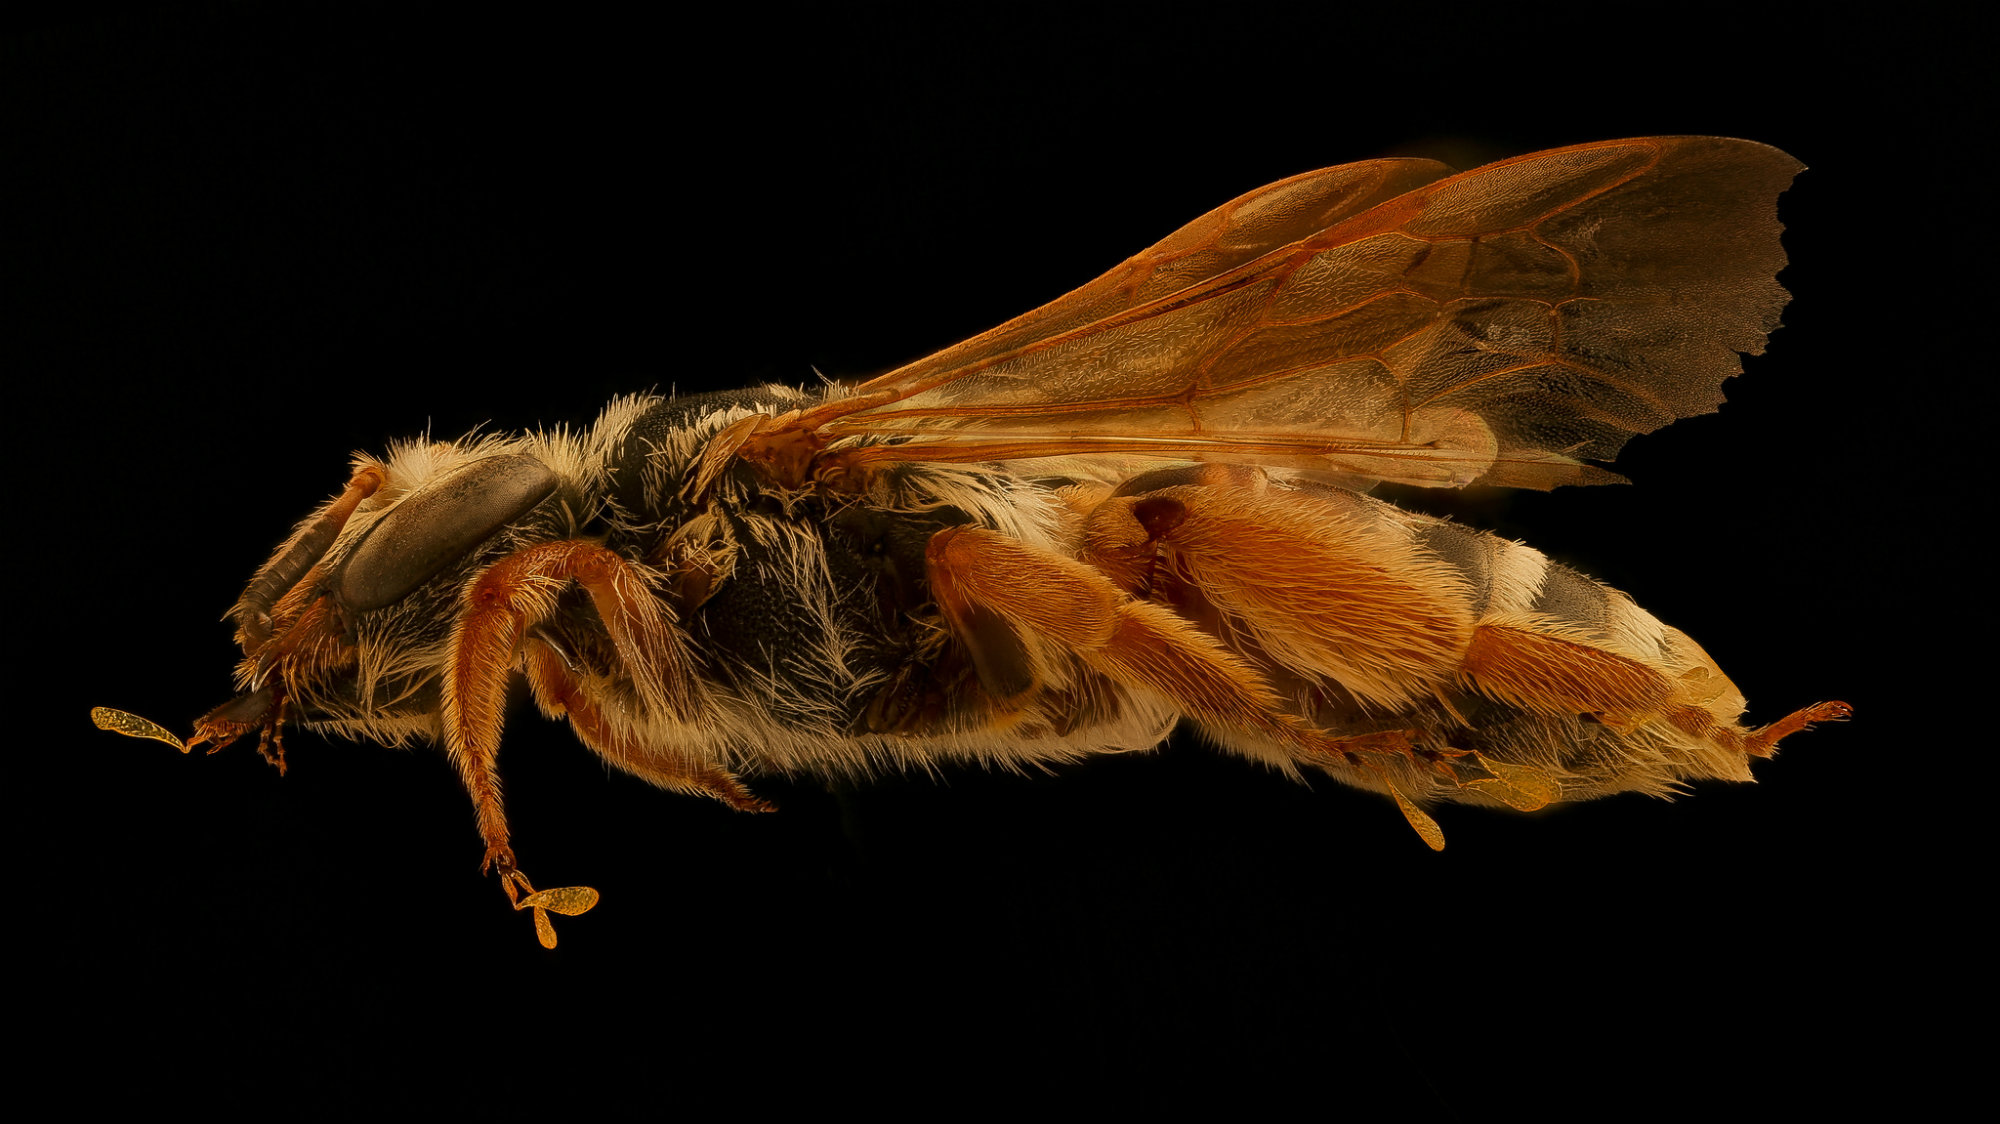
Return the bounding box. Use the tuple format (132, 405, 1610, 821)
(200, 437, 587, 751)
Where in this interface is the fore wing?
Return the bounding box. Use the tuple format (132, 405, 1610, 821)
(812, 136, 1801, 490)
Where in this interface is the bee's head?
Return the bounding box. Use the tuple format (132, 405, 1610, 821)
(190, 445, 562, 759)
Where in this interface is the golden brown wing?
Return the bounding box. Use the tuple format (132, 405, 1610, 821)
(790, 137, 1800, 490)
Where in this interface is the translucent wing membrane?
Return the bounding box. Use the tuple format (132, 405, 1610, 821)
(818, 137, 1801, 489)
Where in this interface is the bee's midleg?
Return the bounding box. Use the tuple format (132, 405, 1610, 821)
(518, 637, 773, 812)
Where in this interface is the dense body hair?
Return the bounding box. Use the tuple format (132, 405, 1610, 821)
(250, 386, 1809, 815)
(120, 138, 1846, 943)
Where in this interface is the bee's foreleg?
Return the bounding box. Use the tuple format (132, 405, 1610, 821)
(230, 463, 386, 655)
(448, 540, 697, 875)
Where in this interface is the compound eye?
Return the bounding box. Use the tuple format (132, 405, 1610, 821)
(333, 454, 558, 611)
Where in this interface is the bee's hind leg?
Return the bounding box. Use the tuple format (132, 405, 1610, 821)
(924, 526, 1311, 749)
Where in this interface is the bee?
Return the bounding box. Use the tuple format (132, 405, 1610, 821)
(101, 136, 1849, 945)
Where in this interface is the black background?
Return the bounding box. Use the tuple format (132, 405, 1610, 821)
(11, 3, 1970, 1114)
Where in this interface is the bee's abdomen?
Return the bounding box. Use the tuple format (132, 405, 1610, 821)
(1096, 475, 1778, 801)
(1402, 509, 1770, 791)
